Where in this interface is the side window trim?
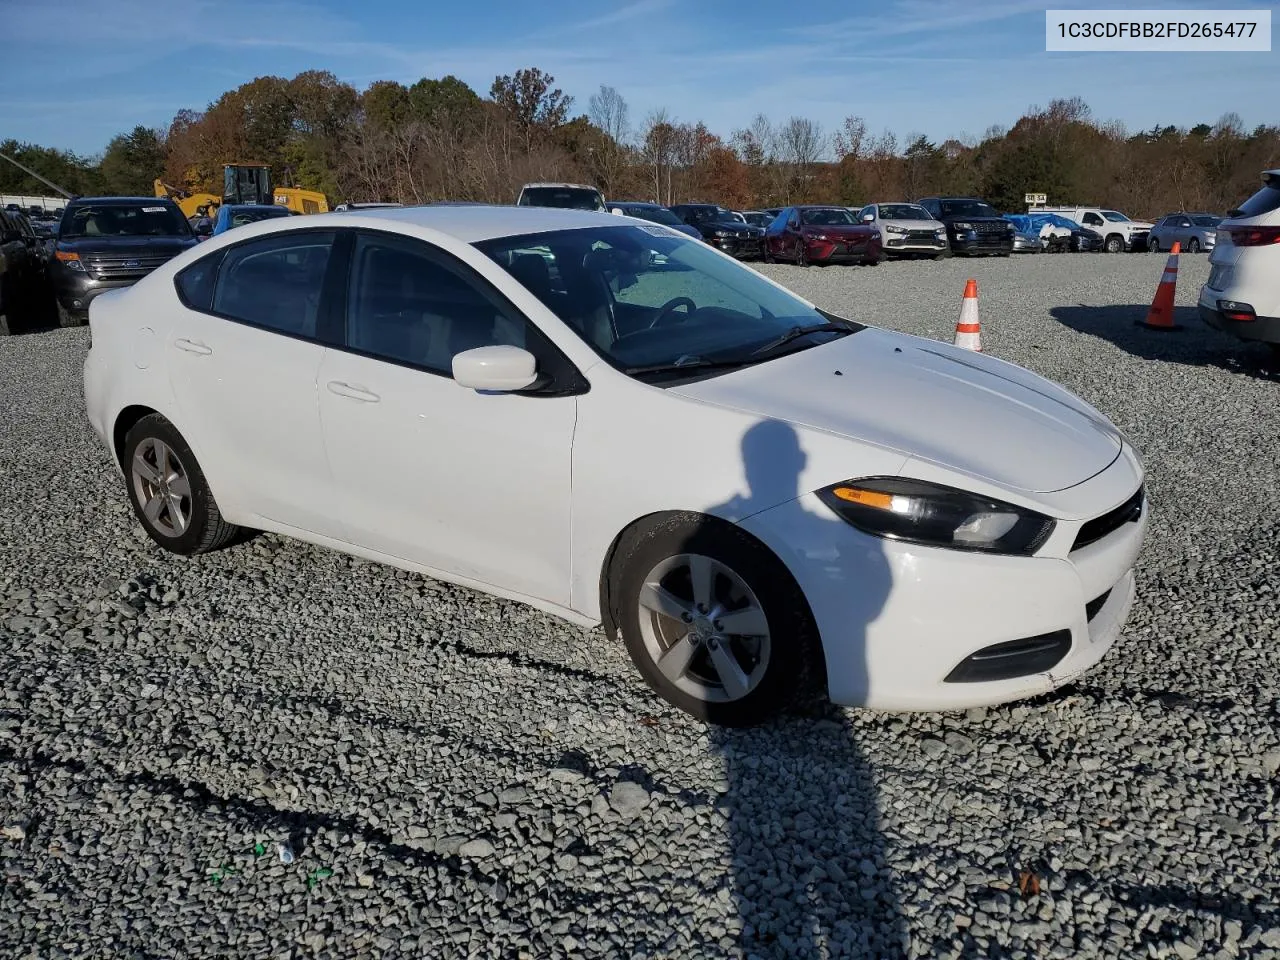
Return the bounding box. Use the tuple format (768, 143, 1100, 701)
(339, 228, 589, 397)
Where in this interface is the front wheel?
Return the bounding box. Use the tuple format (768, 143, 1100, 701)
(797, 242, 809, 267)
(614, 518, 820, 726)
(122, 413, 241, 555)
(1147, 237, 1159, 254)
(1105, 235, 1125, 254)
(56, 301, 82, 328)
(1187, 238, 1200, 253)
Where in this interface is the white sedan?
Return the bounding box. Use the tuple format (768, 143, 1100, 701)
(83, 207, 1148, 725)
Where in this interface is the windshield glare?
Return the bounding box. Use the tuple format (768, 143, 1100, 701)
(939, 200, 997, 218)
(879, 204, 930, 220)
(801, 208, 856, 225)
(521, 188, 604, 211)
(61, 203, 189, 239)
(476, 225, 845, 376)
(1102, 211, 1130, 222)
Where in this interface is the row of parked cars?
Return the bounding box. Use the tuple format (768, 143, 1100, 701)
(0, 203, 63, 333)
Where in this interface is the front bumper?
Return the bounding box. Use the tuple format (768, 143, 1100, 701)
(949, 234, 1014, 255)
(52, 270, 138, 319)
(1198, 302, 1280, 345)
(709, 236, 763, 259)
(739, 464, 1148, 711)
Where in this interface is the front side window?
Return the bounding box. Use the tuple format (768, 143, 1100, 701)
(212, 231, 334, 338)
(477, 225, 860, 379)
(60, 203, 190, 239)
(346, 233, 529, 374)
(1083, 212, 1104, 226)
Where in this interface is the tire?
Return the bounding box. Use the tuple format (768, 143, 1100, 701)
(613, 516, 821, 726)
(1105, 234, 1125, 254)
(1187, 238, 1200, 254)
(762, 246, 774, 264)
(122, 413, 241, 556)
(1147, 237, 1159, 254)
(863, 256, 880, 266)
(797, 242, 809, 268)
(56, 300, 82, 328)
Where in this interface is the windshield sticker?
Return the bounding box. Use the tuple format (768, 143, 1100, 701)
(142, 206, 167, 213)
(638, 224, 678, 238)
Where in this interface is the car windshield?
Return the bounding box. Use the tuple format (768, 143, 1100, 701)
(800, 208, 857, 225)
(61, 203, 189, 238)
(520, 187, 604, 211)
(878, 204, 931, 220)
(228, 206, 291, 228)
(1102, 211, 1130, 222)
(1192, 215, 1220, 227)
(742, 212, 772, 226)
(627, 206, 683, 226)
(939, 200, 997, 218)
(476, 225, 857, 379)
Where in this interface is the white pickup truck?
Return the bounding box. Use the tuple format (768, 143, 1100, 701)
(1030, 206, 1153, 253)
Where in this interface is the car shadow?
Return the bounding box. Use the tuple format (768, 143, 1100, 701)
(0, 281, 59, 336)
(1049, 304, 1280, 381)
(691, 419, 905, 957)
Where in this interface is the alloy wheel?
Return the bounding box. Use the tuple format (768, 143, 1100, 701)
(635, 553, 772, 704)
(131, 437, 192, 537)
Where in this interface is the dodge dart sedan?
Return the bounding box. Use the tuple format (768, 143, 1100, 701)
(84, 207, 1147, 726)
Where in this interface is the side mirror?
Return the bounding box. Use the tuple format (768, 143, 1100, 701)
(861, 213, 874, 223)
(452, 345, 538, 392)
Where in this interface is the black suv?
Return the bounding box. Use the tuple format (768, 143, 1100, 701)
(669, 203, 764, 259)
(0, 208, 47, 334)
(917, 197, 1014, 256)
(51, 197, 197, 326)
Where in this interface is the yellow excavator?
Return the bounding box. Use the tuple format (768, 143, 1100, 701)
(154, 164, 329, 220)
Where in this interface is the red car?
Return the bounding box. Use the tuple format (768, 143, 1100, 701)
(763, 206, 882, 266)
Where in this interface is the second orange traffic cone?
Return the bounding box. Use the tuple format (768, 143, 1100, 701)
(1138, 241, 1183, 331)
(954, 278, 981, 351)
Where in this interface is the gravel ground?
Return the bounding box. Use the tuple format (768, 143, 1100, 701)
(2, 251, 1278, 959)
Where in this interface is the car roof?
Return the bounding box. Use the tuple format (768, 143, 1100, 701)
(321, 204, 629, 242)
(69, 196, 177, 204)
(520, 182, 599, 191)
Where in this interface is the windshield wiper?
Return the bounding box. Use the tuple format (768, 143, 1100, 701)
(622, 355, 758, 376)
(748, 321, 851, 358)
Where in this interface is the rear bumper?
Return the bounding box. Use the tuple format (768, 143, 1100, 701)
(1198, 303, 1280, 344)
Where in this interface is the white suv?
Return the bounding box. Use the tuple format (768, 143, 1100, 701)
(516, 183, 606, 212)
(1198, 170, 1280, 359)
(1032, 206, 1152, 253)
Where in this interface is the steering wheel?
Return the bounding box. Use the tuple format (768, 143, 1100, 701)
(647, 296, 697, 329)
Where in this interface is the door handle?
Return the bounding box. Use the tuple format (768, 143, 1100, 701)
(174, 338, 212, 356)
(326, 380, 380, 403)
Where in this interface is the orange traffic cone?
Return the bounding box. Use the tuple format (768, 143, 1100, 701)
(1138, 241, 1183, 331)
(954, 278, 981, 351)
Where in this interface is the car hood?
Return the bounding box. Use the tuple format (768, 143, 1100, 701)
(801, 224, 875, 237)
(671, 328, 1122, 494)
(707, 220, 763, 234)
(881, 218, 942, 231)
(56, 236, 196, 256)
(1126, 221, 1154, 230)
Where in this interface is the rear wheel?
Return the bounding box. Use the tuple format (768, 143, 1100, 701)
(122, 413, 241, 555)
(614, 518, 821, 726)
(1147, 237, 1159, 254)
(1187, 237, 1200, 253)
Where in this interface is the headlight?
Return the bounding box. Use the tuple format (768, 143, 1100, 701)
(55, 250, 85, 272)
(953, 221, 973, 230)
(934, 228, 947, 239)
(884, 224, 906, 234)
(816, 478, 1055, 555)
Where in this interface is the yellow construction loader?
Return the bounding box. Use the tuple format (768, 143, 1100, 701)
(154, 164, 329, 220)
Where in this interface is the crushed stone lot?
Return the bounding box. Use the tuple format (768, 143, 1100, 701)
(2, 252, 1279, 959)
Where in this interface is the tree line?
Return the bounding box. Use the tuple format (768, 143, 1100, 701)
(2, 69, 1276, 218)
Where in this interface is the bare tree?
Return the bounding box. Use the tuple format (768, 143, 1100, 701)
(779, 116, 825, 200)
(640, 108, 678, 204)
(833, 115, 867, 161)
(588, 85, 631, 194)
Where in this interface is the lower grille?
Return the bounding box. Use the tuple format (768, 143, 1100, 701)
(944, 630, 1072, 683)
(1085, 590, 1112, 622)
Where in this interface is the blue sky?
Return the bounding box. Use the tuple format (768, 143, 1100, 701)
(1, 0, 1274, 157)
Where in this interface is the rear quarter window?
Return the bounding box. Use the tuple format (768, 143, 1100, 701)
(174, 250, 225, 312)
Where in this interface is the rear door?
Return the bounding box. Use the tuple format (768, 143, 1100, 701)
(166, 229, 343, 536)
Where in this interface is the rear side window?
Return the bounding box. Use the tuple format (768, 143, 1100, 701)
(1235, 182, 1280, 218)
(174, 251, 224, 311)
(212, 231, 335, 339)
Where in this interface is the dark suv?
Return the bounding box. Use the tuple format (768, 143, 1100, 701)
(51, 197, 197, 326)
(0, 208, 47, 334)
(670, 204, 764, 258)
(917, 197, 1014, 256)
